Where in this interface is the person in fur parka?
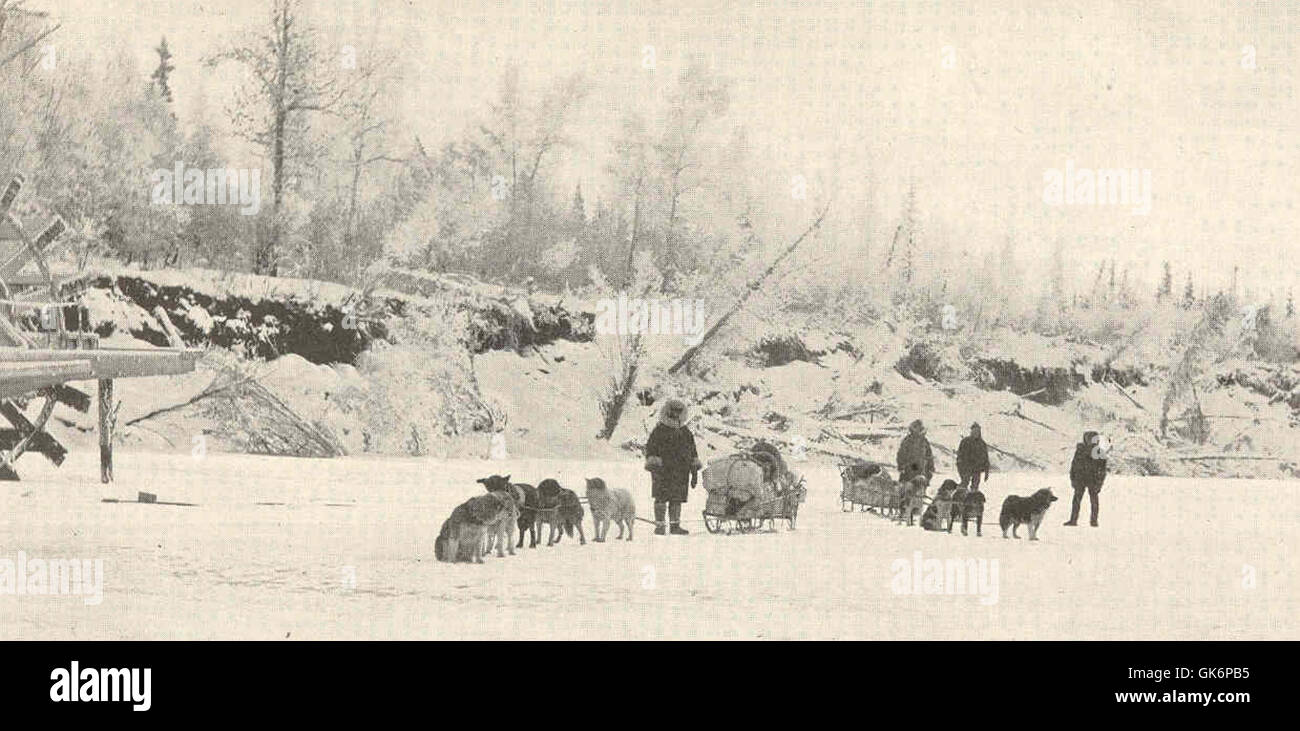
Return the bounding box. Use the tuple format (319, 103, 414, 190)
(644, 398, 701, 535)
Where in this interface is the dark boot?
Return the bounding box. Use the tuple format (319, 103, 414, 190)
(668, 501, 689, 535)
(654, 502, 667, 535)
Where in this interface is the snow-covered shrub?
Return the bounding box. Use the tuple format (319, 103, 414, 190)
(353, 296, 502, 454)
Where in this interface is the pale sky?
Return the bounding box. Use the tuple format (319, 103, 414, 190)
(26, 0, 1300, 300)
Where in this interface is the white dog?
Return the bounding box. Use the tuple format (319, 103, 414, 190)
(585, 478, 636, 541)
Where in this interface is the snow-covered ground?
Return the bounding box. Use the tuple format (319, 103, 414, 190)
(1, 450, 1294, 640)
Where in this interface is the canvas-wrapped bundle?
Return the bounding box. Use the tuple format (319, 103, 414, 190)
(702, 453, 780, 518)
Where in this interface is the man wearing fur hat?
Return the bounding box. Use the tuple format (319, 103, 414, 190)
(896, 419, 935, 485)
(645, 398, 701, 535)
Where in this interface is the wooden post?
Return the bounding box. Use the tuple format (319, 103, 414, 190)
(98, 378, 113, 483)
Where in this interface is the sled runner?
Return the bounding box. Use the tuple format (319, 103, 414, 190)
(701, 442, 805, 534)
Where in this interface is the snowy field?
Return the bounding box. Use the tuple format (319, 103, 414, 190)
(1, 450, 1295, 640)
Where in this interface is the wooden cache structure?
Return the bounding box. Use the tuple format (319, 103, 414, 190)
(0, 174, 199, 481)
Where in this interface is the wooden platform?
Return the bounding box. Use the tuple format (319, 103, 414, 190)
(0, 347, 200, 380)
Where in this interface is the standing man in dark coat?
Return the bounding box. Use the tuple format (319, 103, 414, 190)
(956, 422, 991, 492)
(896, 419, 935, 485)
(1065, 430, 1108, 527)
(645, 398, 701, 535)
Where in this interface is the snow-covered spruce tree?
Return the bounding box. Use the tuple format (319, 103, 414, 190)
(1157, 260, 1173, 303)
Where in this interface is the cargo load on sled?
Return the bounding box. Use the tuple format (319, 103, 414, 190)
(839, 459, 899, 514)
(701, 441, 805, 534)
(839, 458, 933, 525)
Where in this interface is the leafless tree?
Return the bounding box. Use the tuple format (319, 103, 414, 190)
(653, 64, 729, 288)
(206, 0, 375, 275)
(607, 113, 651, 283)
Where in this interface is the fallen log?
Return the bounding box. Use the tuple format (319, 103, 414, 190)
(1000, 405, 1059, 432)
(1165, 413, 1283, 422)
(152, 306, 186, 348)
(834, 421, 907, 434)
(124, 373, 260, 426)
(819, 426, 857, 449)
(668, 202, 830, 375)
(1108, 380, 1147, 411)
(820, 405, 893, 421)
(832, 426, 904, 437)
(984, 441, 1048, 470)
(696, 417, 885, 463)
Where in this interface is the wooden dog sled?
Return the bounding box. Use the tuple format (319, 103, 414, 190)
(701, 442, 805, 534)
(839, 460, 900, 515)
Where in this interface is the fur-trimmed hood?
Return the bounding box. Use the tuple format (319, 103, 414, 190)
(658, 398, 691, 428)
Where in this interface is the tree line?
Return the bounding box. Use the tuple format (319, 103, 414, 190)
(1, 0, 1294, 363)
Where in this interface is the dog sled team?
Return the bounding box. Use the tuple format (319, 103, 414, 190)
(841, 420, 1110, 540)
(435, 397, 701, 563)
(437, 399, 1111, 563)
(434, 474, 637, 564)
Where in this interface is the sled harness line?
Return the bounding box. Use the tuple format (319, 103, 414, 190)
(519, 496, 596, 515)
(520, 498, 590, 516)
(630, 515, 714, 526)
(518, 496, 791, 526)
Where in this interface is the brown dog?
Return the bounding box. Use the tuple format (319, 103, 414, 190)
(536, 478, 586, 546)
(921, 479, 960, 531)
(999, 488, 1058, 540)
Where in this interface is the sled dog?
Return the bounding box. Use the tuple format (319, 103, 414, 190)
(536, 478, 586, 546)
(585, 477, 636, 541)
(999, 488, 1058, 540)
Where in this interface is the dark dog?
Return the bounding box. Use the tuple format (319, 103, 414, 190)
(921, 479, 960, 531)
(999, 488, 1058, 540)
(957, 488, 986, 536)
(478, 475, 541, 548)
(512, 482, 540, 548)
(536, 478, 586, 546)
